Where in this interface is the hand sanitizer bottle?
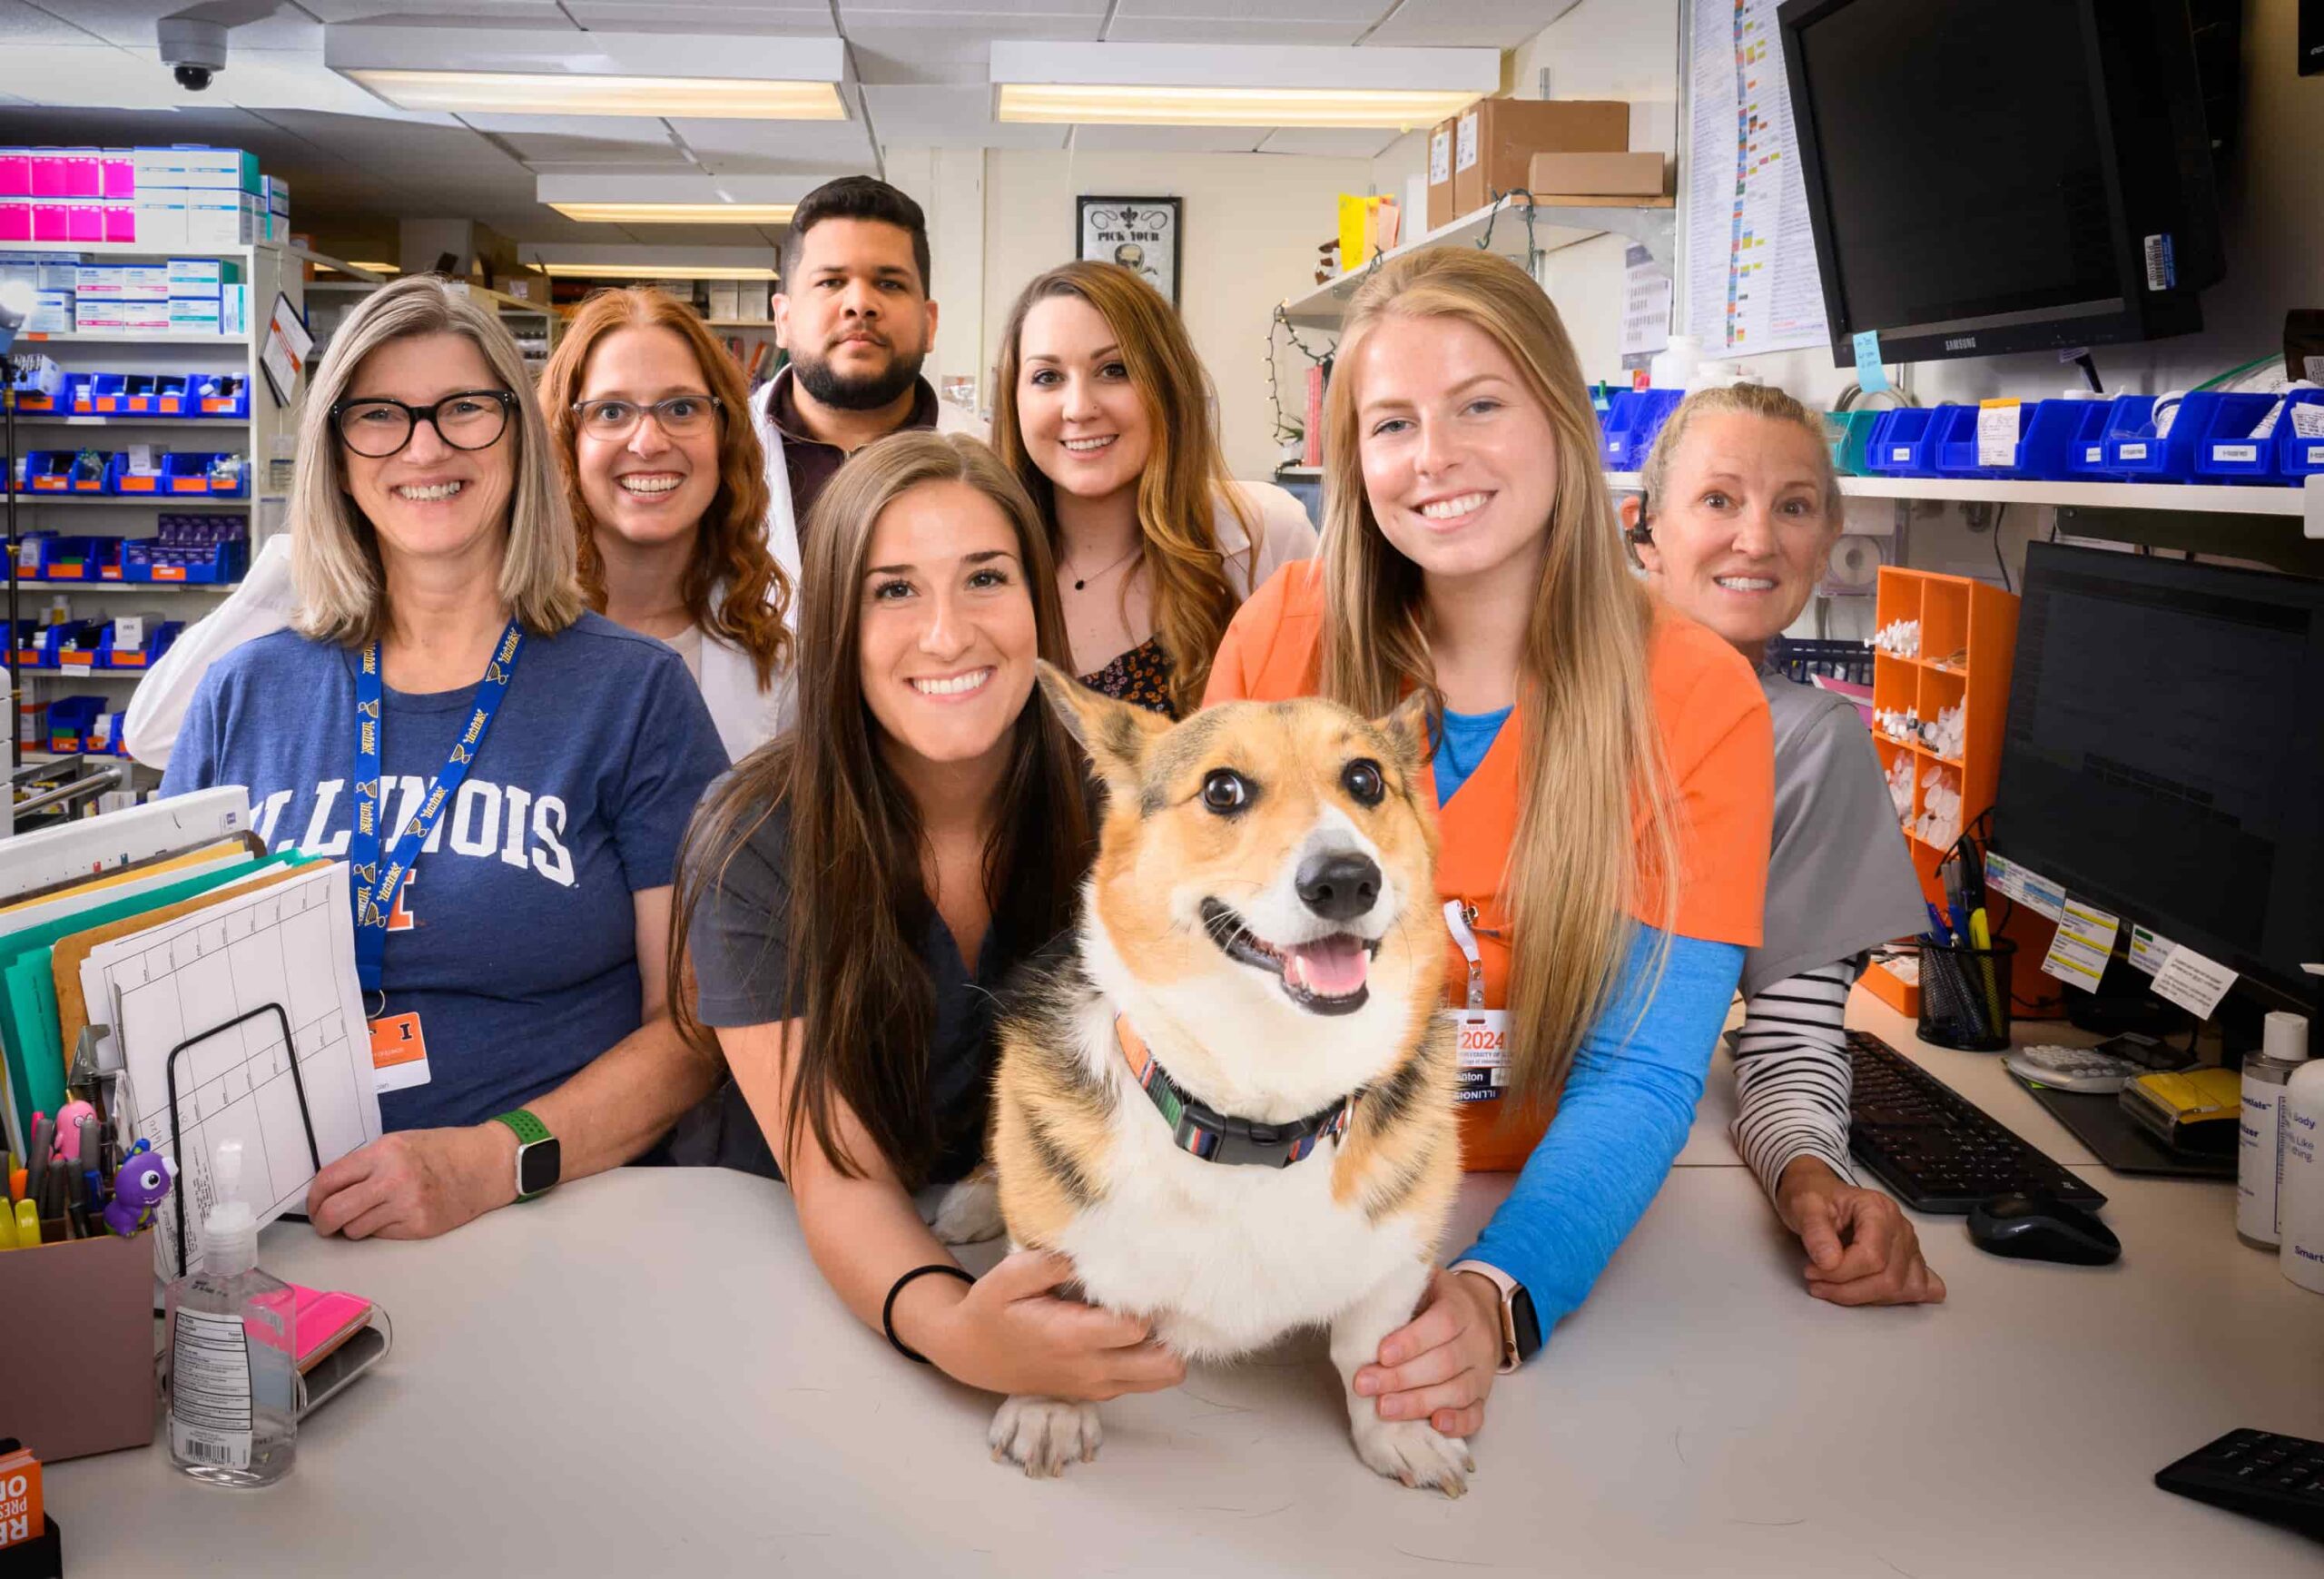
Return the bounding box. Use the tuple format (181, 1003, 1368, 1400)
(2238, 1012, 2309, 1248)
(165, 1140, 298, 1485)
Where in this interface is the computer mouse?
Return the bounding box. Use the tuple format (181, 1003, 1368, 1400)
(1966, 1191, 2122, 1266)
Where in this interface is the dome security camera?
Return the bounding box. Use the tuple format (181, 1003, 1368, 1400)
(159, 16, 228, 92)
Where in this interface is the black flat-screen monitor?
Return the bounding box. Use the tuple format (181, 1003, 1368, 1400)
(1777, 0, 2222, 367)
(1993, 544, 2324, 1013)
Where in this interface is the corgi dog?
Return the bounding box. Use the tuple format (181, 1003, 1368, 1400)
(977, 665, 1469, 1495)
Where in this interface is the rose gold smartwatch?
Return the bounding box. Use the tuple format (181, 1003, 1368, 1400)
(1451, 1259, 1541, 1374)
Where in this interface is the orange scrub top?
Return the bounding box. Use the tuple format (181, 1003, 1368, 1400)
(1203, 560, 1774, 1170)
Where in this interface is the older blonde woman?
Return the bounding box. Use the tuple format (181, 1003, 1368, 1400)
(161, 276, 729, 1240)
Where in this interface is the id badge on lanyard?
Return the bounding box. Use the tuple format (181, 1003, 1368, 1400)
(349, 621, 524, 1082)
(1444, 899, 1509, 1102)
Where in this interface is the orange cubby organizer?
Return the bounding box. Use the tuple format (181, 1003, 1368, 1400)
(1859, 565, 2058, 1018)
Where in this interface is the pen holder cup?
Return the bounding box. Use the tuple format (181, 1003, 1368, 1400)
(1915, 937, 2016, 1052)
(0, 1229, 157, 1463)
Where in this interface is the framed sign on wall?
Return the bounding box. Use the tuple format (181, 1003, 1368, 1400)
(1077, 196, 1182, 305)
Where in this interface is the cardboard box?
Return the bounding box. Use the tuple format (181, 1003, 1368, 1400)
(168, 256, 224, 293)
(171, 147, 260, 192)
(1425, 118, 1458, 232)
(0, 1229, 160, 1463)
(0, 201, 26, 243)
(264, 173, 290, 215)
(706, 280, 742, 319)
(183, 192, 248, 249)
(134, 194, 190, 249)
(0, 149, 28, 198)
(221, 282, 249, 337)
(118, 263, 169, 300)
(102, 148, 135, 198)
(169, 298, 222, 334)
(1452, 99, 1630, 216)
(28, 291, 73, 334)
(101, 200, 136, 242)
(1525, 150, 1665, 198)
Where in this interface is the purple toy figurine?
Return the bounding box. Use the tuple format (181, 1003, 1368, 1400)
(104, 1147, 176, 1238)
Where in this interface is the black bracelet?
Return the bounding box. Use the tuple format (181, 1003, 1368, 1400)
(882, 1263, 974, 1365)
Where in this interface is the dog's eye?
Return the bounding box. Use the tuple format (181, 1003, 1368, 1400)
(1343, 759, 1384, 806)
(1200, 769, 1251, 813)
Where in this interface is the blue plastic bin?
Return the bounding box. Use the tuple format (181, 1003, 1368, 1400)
(158, 451, 248, 497)
(2274, 390, 2324, 481)
(1866, 408, 1939, 477)
(1600, 388, 1685, 470)
(1929, 403, 2031, 479)
(2191, 392, 2287, 485)
(1824, 410, 1883, 477)
(2066, 396, 2155, 481)
(2106, 391, 2254, 481)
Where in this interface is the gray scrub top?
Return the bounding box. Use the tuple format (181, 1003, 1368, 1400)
(1742, 666, 1932, 1000)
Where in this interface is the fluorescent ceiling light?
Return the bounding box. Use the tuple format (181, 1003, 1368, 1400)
(549, 202, 797, 225)
(539, 263, 778, 281)
(327, 26, 848, 119)
(345, 262, 401, 275)
(990, 42, 1495, 130)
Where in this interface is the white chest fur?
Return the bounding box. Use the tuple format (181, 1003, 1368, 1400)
(1051, 1005, 1433, 1363)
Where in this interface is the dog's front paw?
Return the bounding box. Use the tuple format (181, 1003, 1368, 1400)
(990, 1395, 1101, 1479)
(928, 1173, 1007, 1245)
(1351, 1414, 1473, 1498)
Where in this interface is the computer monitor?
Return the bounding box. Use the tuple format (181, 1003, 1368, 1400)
(1993, 544, 2324, 1017)
(1777, 0, 2223, 366)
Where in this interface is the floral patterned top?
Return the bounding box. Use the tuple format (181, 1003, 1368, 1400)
(1078, 637, 1176, 717)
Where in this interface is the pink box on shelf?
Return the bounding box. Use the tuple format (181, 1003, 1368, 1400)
(0, 202, 27, 242)
(28, 153, 67, 197)
(0, 150, 28, 197)
(64, 201, 103, 242)
(101, 152, 134, 198)
(100, 200, 134, 242)
(61, 150, 102, 198)
(30, 201, 67, 241)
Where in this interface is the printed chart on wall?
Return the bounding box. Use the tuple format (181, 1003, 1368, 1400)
(1684, 0, 1829, 356)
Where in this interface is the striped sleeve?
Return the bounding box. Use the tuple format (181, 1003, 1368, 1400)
(1728, 959, 1857, 1199)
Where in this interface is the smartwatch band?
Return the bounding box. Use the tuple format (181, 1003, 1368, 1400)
(489, 1108, 556, 1202)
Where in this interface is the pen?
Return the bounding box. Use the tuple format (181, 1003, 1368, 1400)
(1925, 901, 1951, 943)
(77, 1116, 100, 1189)
(25, 1114, 53, 1212)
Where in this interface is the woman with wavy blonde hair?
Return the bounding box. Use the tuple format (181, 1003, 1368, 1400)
(1206, 248, 1773, 1437)
(992, 261, 1314, 717)
(540, 286, 794, 759)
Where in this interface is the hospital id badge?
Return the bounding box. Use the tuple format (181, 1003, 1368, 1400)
(369, 1011, 432, 1094)
(1451, 1008, 1510, 1102)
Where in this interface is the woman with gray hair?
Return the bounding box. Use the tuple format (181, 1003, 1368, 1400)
(161, 275, 730, 1240)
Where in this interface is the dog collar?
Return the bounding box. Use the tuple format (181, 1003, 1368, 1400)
(1115, 1014, 1354, 1168)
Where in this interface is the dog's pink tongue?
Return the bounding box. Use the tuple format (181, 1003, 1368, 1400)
(1285, 934, 1368, 997)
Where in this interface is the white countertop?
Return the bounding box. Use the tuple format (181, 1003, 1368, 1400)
(45, 990, 2324, 1576)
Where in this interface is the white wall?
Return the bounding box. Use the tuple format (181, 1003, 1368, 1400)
(976, 149, 1372, 481)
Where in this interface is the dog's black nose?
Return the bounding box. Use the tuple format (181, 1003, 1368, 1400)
(1295, 853, 1380, 922)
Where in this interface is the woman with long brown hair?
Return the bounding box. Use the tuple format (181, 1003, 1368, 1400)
(1206, 249, 1774, 1435)
(539, 286, 793, 759)
(670, 430, 1183, 1401)
(992, 261, 1314, 718)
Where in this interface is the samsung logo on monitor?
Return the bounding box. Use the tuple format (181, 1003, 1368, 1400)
(1945, 335, 1978, 351)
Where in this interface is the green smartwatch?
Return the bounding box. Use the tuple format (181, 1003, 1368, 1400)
(489, 1108, 561, 1202)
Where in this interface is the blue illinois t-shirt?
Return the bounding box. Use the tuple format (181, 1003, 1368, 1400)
(161, 613, 729, 1131)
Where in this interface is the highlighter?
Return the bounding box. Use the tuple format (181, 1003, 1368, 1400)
(8, 1167, 24, 1203)
(13, 1199, 38, 1247)
(0, 1200, 15, 1248)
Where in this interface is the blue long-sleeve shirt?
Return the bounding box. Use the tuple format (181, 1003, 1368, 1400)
(1453, 925, 1743, 1343)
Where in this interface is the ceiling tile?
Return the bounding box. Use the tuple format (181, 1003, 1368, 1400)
(858, 83, 1065, 148)
(13, 0, 321, 49)
(1363, 0, 1559, 49)
(1110, 0, 1383, 19)
(290, 2, 572, 24)
(837, 0, 1108, 16)
(668, 116, 880, 171)
(1099, 17, 1371, 44)
(0, 1, 106, 44)
(844, 15, 1106, 86)
(563, 2, 834, 28)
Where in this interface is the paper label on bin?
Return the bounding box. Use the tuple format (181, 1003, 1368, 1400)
(1455, 112, 1479, 173)
(1852, 330, 1888, 396)
(1977, 399, 2020, 468)
(2151, 942, 2237, 1020)
(2290, 405, 2324, 439)
(1429, 128, 1452, 185)
(2211, 443, 2260, 463)
(2127, 924, 2171, 977)
(1892, 445, 1912, 461)
(2119, 442, 2149, 459)
(2040, 897, 2118, 991)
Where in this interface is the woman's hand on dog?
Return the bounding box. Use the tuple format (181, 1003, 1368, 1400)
(1776, 1157, 1947, 1307)
(1352, 1267, 1503, 1440)
(919, 1248, 1188, 1401)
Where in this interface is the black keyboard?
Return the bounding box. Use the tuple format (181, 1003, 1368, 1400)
(2156, 1428, 2324, 1539)
(1846, 1030, 2106, 1213)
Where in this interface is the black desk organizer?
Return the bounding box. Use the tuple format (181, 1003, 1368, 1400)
(162, 1001, 321, 1280)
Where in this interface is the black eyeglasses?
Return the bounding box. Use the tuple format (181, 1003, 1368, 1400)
(570, 394, 724, 441)
(331, 390, 517, 459)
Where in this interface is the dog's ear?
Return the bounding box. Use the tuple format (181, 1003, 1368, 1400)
(1372, 689, 1432, 777)
(1036, 660, 1171, 787)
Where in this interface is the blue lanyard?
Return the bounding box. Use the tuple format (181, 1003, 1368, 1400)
(349, 620, 525, 994)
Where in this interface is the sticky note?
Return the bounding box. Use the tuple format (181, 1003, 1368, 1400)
(2127, 924, 2170, 977)
(2041, 898, 2119, 992)
(1852, 330, 1887, 395)
(2151, 942, 2238, 1021)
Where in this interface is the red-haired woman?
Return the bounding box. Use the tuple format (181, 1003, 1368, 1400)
(540, 286, 793, 758)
